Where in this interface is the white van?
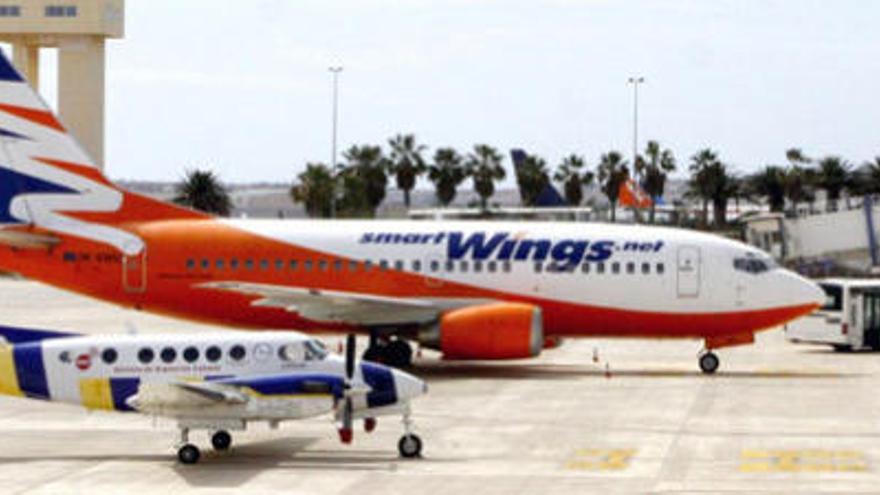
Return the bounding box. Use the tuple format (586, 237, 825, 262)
(786, 278, 880, 351)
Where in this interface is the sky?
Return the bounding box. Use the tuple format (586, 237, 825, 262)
(16, 0, 880, 186)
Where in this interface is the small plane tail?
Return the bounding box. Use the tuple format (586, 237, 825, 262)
(0, 48, 206, 254)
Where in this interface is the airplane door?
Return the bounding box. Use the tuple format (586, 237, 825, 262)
(676, 245, 700, 298)
(122, 248, 147, 293)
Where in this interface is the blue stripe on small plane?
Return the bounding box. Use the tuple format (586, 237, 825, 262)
(12, 343, 49, 399)
(0, 51, 24, 82)
(110, 377, 140, 411)
(361, 362, 397, 408)
(221, 374, 344, 397)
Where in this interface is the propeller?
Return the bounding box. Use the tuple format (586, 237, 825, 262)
(338, 333, 357, 444)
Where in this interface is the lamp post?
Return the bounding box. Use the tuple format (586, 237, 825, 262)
(627, 76, 644, 171)
(328, 66, 343, 217)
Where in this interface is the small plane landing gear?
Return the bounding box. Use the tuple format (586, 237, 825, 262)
(176, 427, 201, 465)
(398, 434, 422, 458)
(699, 351, 720, 374)
(211, 430, 232, 451)
(398, 406, 422, 458)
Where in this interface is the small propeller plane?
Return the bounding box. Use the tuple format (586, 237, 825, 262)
(0, 326, 427, 464)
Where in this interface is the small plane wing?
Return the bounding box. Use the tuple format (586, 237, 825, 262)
(172, 381, 249, 404)
(127, 381, 249, 411)
(197, 281, 468, 326)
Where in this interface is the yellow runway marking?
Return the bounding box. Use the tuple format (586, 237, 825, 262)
(565, 449, 636, 471)
(740, 449, 868, 473)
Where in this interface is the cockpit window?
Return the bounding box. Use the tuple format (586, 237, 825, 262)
(734, 255, 775, 274)
(304, 339, 328, 361)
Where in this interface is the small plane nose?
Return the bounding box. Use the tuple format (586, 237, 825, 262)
(393, 369, 427, 401)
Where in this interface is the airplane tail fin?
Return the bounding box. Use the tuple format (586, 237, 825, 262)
(0, 48, 207, 253)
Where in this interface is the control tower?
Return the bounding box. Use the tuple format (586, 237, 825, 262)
(0, 0, 124, 169)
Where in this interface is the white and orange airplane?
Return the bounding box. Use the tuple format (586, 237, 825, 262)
(0, 51, 823, 373)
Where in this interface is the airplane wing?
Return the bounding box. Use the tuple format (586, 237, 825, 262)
(127, 381, 249, 411)
(197, 281, 489, 326)
(172, 381, 249, 404)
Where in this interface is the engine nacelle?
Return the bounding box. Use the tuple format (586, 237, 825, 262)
(419, 303, 543, 360)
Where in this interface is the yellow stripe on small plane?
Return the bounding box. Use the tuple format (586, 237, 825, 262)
(0, 345, 23, 397)
(79, 378, 115, 410)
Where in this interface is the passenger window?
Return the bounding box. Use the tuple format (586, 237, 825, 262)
(349, 260, 358, 272)
(626, 262, 635, 274)
(160, 347, 176, 363)
(460, 261, 469, 272)
(206, 346, 222, 362)
(334, 259, 343, 271)
(487, 261, 497, 273)
(502, 261, 512, 273)
(201, 259, 210, 270)
(394, 260, 404, 271)
(612, 262, 620, 274)
(229, 345, 246, 361)
(289, 260, 298, 271)
(183, 347, 199, 363)
(260, 259, 269, 271)
(474, 260, 483, 273)
(137, 348, 155, 364)
(641, 262, 650, 274)
(363, 260, 373, 272)
(230, 259, 239, 270)
(656, 262, 665, 274)
(215, 259, 225, 270)
(245, 259, 254, 270)
(278, 343, 302, 362)
(275, 259, 284, 271)
(318, 260, 328, 272)
(582, 262, 590, 274)
(597, 262, 606, 274)
(101, 348, 118, 365)
(430, 260, 440, 272)
(186, 259, 195, 270)
(379, 260, 389, 271)
(534, 262, 543, 273)
(412, 260, 422, 272)
(304, 260, 313, 272)
(445, 260, 455, 272)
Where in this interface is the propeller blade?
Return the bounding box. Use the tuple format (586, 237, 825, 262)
(345, 333, 356, 380)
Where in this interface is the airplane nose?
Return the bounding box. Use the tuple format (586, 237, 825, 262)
(393, 369, 427, 401)
(782, 269, 825, 308)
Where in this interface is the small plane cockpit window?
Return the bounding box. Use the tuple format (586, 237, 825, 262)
(304, 339, 328, 361)
(160, 347, 176, 363)
(101, 348, 118, 365)
(138, 348, 155, 364)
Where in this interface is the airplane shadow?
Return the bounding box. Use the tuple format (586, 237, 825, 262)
(411, 362, 853, 381)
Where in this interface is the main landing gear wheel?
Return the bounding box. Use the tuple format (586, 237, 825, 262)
(699, 352, 720, 374)
(398, 434, 422, 458)
(211, 430, 232, 451)
(178, 444, 201, 465)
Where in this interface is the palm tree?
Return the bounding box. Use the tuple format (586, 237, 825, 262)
(815, 156, 852, 211)
(515, 153, 551, 207)
(747, 166, 787, 212)
(783, 166, 811, 214)
(428, 147, 467, 206)
(339, 145, 389, 217)
(785, 148, 811, 167)
(706, 163, 739, 228)
(553, 154, 594, 206)
(637, 140, 676, 223)
(173, 169, 232, 216)
(687, 149, 720, 226)
(387, 134, 427, 209)
(291, 162, 336, 218)
(851, 157, 880, 196)
(466, 144, 506, 211)
(597, 151, 629, 222)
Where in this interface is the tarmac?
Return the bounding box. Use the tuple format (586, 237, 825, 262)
(0, 279, 878, 494)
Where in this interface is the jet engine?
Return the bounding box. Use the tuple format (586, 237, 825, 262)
(418, 303, 543, 360)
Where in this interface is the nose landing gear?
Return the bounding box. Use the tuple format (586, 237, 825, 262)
(397, 406, 423, 459)
(698, 351, 720, 374)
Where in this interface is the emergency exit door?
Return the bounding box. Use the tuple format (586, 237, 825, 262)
(122, 249, 147, 293)
(676, 245, 701, 298)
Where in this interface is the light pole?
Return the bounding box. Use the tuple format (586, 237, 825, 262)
(627, 76, 644, 171)
(328, 66, 343, 217)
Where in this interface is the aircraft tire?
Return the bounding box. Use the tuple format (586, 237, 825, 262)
(699, 352, 720, 374)
(178, 444, 201, 465)
(398, 434, 422, 458)
(211, 430, 232, 451)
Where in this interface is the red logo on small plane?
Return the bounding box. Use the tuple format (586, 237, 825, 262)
(75, 353, 91, 371)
